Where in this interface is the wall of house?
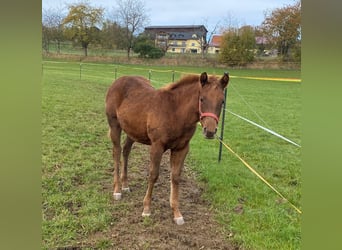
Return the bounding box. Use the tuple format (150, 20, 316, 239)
(145, 26, 207, 54)
(166, 39, 203, 53)
(207, 46, 220, 54)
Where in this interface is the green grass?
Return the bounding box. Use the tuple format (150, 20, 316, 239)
(189, 76, 301, 249)
(42, 65, 114, 248)
(42, 60, 301, 249)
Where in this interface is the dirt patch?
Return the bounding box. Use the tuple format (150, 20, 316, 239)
(86, 143, 237, 249)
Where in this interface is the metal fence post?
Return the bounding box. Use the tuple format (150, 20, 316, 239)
(218, 87, 228, 162)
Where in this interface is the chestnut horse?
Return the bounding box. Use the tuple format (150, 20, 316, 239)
(105, 72, 229, 225)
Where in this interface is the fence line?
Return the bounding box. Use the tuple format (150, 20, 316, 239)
(229, 83, 271, 128)
(42, 60, 300, 147)
(216, 135, 302, 214)
(43, 61, 301, 82)
(227, 110, 301, 148)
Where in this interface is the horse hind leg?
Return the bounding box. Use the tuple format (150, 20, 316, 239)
(121, 136, 134, 192)
(108, 120, 123, 200)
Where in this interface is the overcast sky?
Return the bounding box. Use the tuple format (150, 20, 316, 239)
(42, 0, 297, 31)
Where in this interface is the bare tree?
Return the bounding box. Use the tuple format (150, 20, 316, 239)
(220, 11, 241, 32)
(113, 0, 150, 59)
(200, 18, 220, 58)
(42, 7, 66, 53)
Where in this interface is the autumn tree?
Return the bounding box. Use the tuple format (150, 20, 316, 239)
(219, 25, 256, 66)
(113, 0, 150, 59)
(261, 1, 301, 61)
(62, 2, 104, 56)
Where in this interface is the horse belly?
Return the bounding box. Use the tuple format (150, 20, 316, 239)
(117, 108, 151, 145)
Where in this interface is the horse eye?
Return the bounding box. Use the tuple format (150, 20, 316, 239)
(200, 97, 204, 102)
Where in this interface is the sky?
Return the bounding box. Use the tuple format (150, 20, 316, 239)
(42, 0, 297, 31)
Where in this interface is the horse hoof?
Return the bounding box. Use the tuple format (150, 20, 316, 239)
(113, 192, 122, 200)
(174, 216, 185, 225)
(142, 212, 151, 217)
(122, 187, 130, 192)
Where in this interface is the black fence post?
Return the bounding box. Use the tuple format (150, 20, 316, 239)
(172, 70, 175, 82)
(114, 67, 117, 80)
(218, 87, 228, 162)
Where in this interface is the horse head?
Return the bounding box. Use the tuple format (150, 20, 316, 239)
(199, 72, 229, 139)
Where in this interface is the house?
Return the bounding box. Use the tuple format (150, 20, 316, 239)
(144, 25, 208, 54)
(208, 35, 222, 54)
(255, 36, 278, 56)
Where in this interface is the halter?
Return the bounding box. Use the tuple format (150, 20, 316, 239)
(198, 100, 219, 124)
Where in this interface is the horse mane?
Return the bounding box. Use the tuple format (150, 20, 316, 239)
(161, 74, 200, 91)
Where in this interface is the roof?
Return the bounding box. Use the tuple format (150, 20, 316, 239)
(210, 35, 222, 47)
(255, 36, 268, 44)
(145, 25, 208, 32)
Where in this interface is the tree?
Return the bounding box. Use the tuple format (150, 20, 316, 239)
(42, 7, 66, 53)
(205, 21, 220, 53)
(114, 0, 150, 59)
(133, 34, 164, 59)
(199, 19, 220, 59)
(261, 1, 301, 61)
(62, 2, 104, 56)
(100, 20, 126, 49)
(219, 26, 256, 66)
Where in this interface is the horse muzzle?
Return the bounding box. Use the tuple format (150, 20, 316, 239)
(200, 113, 219, 139)
(202, 126, 217, 139)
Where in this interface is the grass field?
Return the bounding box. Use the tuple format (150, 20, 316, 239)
(42, 60, 301, 249)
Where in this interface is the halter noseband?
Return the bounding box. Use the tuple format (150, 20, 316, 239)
(199, 100, 219, 124)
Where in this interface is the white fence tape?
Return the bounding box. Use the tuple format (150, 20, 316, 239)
(227, 110, 301, 148)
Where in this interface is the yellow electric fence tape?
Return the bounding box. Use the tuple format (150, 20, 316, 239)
(216, 136, 302, 214)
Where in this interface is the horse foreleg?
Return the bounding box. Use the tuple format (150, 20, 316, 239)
(142, 143, 163, 217)
(170, 144, 189, 225)
(121, 136, 134, 192)
(109, 123, 122, 200)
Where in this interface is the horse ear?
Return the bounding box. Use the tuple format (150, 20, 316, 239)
(220, 72, 229, 89)
(200, 72, 208, 87)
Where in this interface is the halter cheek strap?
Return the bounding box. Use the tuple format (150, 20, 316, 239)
(199, 101, 219, 124)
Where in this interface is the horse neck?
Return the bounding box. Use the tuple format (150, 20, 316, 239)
(168, 81, 201, 124)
